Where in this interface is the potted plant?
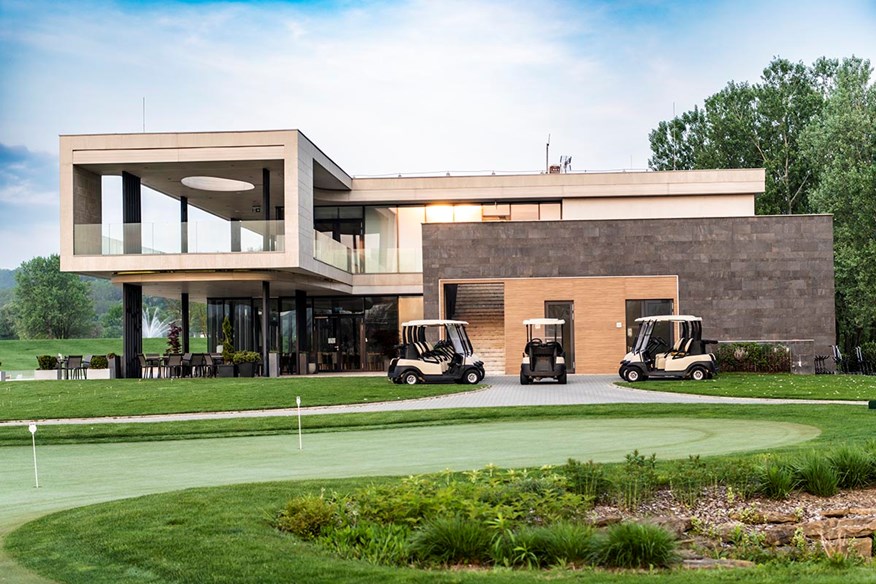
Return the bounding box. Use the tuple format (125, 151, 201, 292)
(233, 351, 261, 377)
(217, 316, 237, 377)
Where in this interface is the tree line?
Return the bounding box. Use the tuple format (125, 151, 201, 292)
(0, 254, 206, 340)
(649, 56, 875, 351)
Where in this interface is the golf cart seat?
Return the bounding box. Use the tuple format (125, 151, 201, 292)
(527, 340, 561, 374)
(520, 318, 567, 384)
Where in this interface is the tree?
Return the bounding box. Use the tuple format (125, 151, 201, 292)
(13, 254, 95, 339)
(802, 58, 876, 349)
(100, 302, 124, 337)
(649, 57, 836, 215)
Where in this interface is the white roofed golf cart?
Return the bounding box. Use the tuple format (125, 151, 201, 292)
(619, 315, 717, 382)
(387, 320, 485, 385)
(520, 318, 567, 384)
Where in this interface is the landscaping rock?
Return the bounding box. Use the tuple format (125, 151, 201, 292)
(762, 524, 799, 546)
(823, 508, 876, 518)
(592, 514, 623, 527)
(715, 521, 746, 542)
(821, 537, 873, 558)
(803, 518, 876, 539)
(761, 511, 799, 524)
(682, 558, 757, 570)
(652, 515, 693, 536)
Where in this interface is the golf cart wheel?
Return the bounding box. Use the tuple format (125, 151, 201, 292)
(520, 372, 530, 385)
(618, 366, 628, 380)
(464, 369, 480, 385)
(402, 371, 419, 385)
(557, 373, 567, 385)
(689, 366, 707, 381)
(625, 367, 645, 383)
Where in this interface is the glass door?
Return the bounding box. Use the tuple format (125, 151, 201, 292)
(314, 314, 364, 372)
(545, 301, 575, 373)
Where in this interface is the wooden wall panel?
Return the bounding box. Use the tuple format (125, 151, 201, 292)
(501, 276, 677, 374)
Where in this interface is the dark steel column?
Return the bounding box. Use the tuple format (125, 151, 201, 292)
(122, 171, 141, 254)
(295, 290, 307, 374)
(262, 281, 270, 376)
(181, 292, 190, 354)
(123, 283, 143, 378)
(180, 196, 189, 253)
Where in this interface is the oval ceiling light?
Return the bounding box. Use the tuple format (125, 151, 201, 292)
(181, 176, 255, 192)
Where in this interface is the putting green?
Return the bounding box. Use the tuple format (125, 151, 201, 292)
(0, 417, 818, 583)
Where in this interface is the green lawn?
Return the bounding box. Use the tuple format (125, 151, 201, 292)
(0, 376, 475, 422)
(619, 372, 876, 401)
(8, 474, 876, 583)
(0, 337, 207, 371)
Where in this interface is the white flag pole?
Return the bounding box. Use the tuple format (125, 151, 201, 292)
(29, 424, 39, 488)
(296, 396, 302, 451)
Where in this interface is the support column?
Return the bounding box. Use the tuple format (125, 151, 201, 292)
(122, 171, 141, 255)
(181, 292, 190, 354)
(295, 290, 307, 374)
(230, 218, 241, 252)
(262, 281, 270, 376)
(123, 283, 143, 378)
(180, 196, 189, 253)
(262, 168, 271, 251)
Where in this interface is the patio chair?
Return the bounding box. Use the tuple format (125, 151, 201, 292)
(165, 354, 183, 378)
(203, 353, 217, 377)
(138, 353, 156, 378)
(181, 352, 193, 377)
(66, 355, 87, 380)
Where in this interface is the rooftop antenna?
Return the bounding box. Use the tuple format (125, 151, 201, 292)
(545, 134, 550, 173)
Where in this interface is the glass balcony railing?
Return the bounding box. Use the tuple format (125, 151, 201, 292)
(73, 221, 285, 255)
(313, 230, 422, 274)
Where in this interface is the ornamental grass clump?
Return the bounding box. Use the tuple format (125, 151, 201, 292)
(409, 515, 493, 566)
(320, 522, 411, 566)
(756, 457, 796, 500)
(829, 445, 874, 489)
(490, 522, 595, 568)
(591, 522, 678, 569)
(794, 451, 839, 497)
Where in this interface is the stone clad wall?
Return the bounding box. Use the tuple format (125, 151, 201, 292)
(422, 215, 835, 372)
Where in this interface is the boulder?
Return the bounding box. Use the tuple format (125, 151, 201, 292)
(803, 518, 876, 540)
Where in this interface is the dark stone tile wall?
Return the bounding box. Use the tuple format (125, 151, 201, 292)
(423, 215, 835, 371)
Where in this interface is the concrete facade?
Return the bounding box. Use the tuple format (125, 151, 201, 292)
(422, 215, 835, 373)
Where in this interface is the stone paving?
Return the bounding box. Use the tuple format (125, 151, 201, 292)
(0, 375, 865, 428)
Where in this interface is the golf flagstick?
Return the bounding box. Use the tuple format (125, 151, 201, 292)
(29, 423, 39, 488)
(296, 396, 302, 450)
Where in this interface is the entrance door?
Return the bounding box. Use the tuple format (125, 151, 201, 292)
(545, 301, 575, 373)
(314, 315, 363, 372)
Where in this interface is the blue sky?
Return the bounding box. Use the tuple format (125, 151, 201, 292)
(1, 0, 875, 268)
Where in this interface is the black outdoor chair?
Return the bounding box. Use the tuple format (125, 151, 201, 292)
(164, 354, 183, 378)
(66, 355, 87, 380)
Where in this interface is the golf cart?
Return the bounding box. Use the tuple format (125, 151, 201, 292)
(619, 315, 717, 382)
(387, 320, 485, 385)
(520, 318, 567, 384)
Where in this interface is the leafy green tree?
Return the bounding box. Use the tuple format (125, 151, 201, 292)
(802, 58, 876, 349)
(0, 301, 17, 339)
(100, 302, 124, 338)
(649, 57, 836, 215)
(13, 254, 95, 339)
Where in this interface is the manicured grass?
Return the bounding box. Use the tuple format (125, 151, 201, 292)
(0, 337, 207, 371)
(1, 401, 870, 448)
(619, 372, 876, 401)
(0, 377, 474, 422)
(9, 478, 876, 584)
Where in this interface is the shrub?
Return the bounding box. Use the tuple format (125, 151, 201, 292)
(563, 458, 611, 502)
(166, 322, 182, 354)
(320, 522, 411, 566)
(714, 342, 791, 373)
(756, 458, 796, 500)
(220, 316, 235, 363)
(670, 455, 713, 507)
(409, 515, 492, 566)
(232, 351, 262, 365)
(829, 445, 874, 489)
(275, 494, 338, 539)
(89, 355, 108, 369)
(794, 451, 839, 497)
(36, 355, 58, 370)
(613, 450, 658, 510)
(592, 522, 677, 569)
